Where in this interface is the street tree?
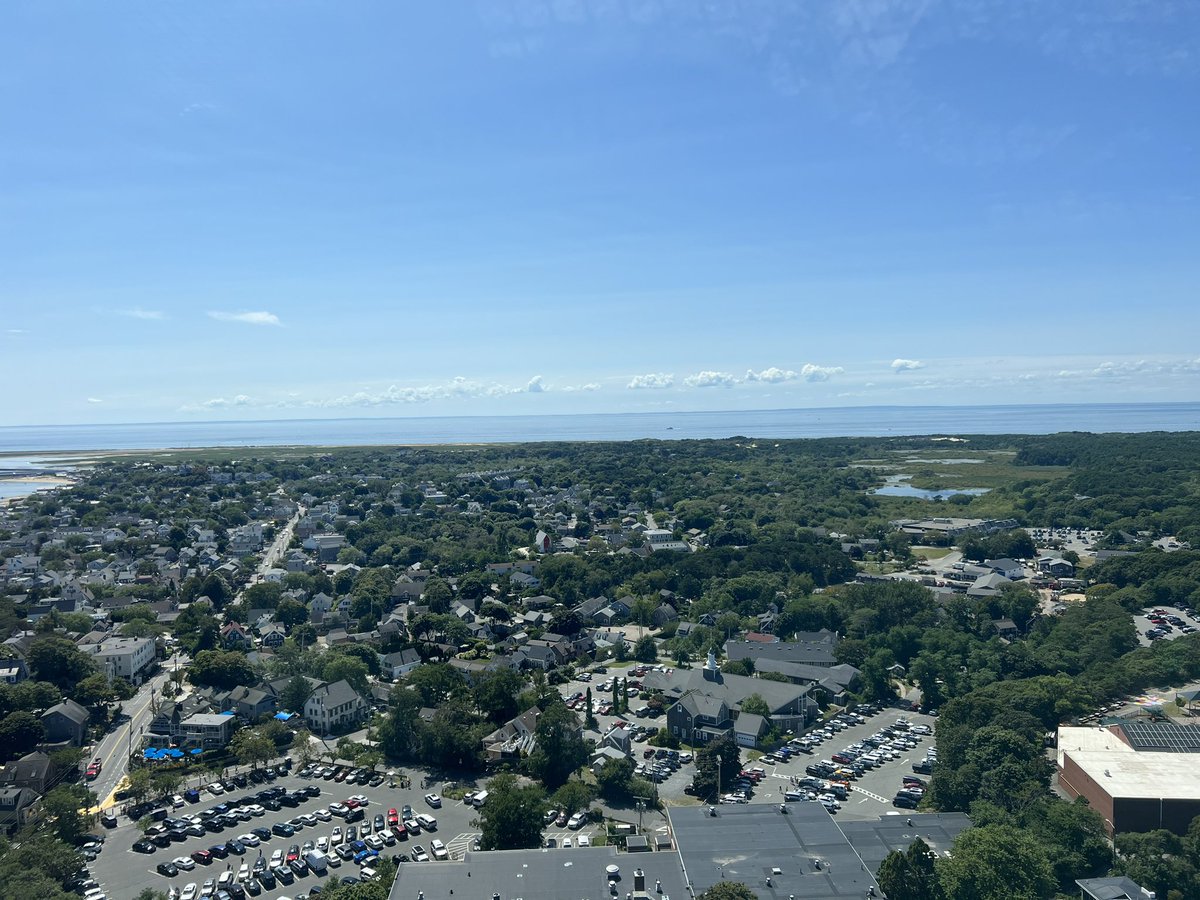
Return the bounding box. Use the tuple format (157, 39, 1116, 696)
(877, 838, 944, 900)
(697, 883, 757, 900)
(478, 774, 546, 851)
(526, 703, 589, 790)
(937, 824, 1055, 900)
(39, 784, 96, 845)
(230, 728, 275, 769)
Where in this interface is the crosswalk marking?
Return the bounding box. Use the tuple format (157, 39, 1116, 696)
(853, 786, 888, 803)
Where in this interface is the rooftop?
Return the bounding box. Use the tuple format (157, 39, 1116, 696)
(387, 845, 689, 900)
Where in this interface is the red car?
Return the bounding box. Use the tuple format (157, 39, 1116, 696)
(387, 808, 399, 826)
(345, 798, 360, 809)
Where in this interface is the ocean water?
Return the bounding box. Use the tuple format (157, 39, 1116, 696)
(1, 403, 1198, 454)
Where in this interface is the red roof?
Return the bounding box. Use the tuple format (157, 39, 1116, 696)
(742, 632, 780, 643)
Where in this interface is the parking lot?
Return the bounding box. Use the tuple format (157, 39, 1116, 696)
(558, 666, 937, 822)
(86, 763, 555, 900)
(1134, 604, 1199, 647)
(721, 706, 938, 821)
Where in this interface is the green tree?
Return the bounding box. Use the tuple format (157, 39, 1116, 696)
(633, 635, 658, 663)
(422, 578, 454, 614)
(0, 711, 46, 762)
(406, 663, 467, 707)
(696, 883, 758, 900)
(693, 733, 741, 801)
(39, 783, 96, 845)
(187, 650, 255, 689)
(275, 598, 309, 629)
(478, 773, 546, 851)
(26, 636, 96, 689)
(937, 825, 1055, 900)
(377, 686, 422, 761)
(526, 703, 588, 790)
(596, 756, 637, 802)
(322, 655, 370, 696)
(280, 675, 314, 713)
(550, 779, 596, 815)
(740, 693, 770, 717)
(472, 668, 523, 725)
(877, 838, 944, 900)
(230, 727, 275, 769)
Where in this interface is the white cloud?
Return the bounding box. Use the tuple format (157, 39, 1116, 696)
(800, 363, 844, 382)
(627, 373, 674, 390)
(199, 394, 253, 409)
(119, 308, 166, 321)
(562, 383, 601, 392)
(86, 397, 103, 403)
(684, 370, 737, 388)
(526, 375, 546, 393)
(745, 367, 798, 383)
(208, 310, 282, 326)
(5, 329, 27, 335)
(891, 358, 925, 372)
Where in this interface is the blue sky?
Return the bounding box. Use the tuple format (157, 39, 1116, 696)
(2, 1, 1198, 425)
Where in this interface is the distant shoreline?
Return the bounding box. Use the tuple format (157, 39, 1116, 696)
(1, 402, 1198, 455)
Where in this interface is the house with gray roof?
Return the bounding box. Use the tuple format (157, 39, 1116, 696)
(40, 698, 89, 746)
(656, 652, 817, 746)
(303, 679, 366, 735)
(725, 629, 840, 668)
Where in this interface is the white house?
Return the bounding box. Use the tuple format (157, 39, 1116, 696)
(303, 680, 367, 735)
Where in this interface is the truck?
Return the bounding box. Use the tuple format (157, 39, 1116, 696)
(305, 848, 329, 876)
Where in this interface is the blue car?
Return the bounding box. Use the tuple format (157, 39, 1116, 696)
(353, 849, 378, 865)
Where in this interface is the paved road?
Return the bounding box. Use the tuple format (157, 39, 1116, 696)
(249, 507, 305, 585)
(90, 656, 186, 812)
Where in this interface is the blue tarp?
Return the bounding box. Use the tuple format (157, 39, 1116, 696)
(190, 749, 203, 755)
(274, 712, 295, 720)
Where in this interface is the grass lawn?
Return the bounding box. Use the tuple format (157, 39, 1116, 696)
(912, 546, 952, 560)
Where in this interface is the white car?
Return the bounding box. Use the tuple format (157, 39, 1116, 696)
(562, 838, 573, 848)
(424, 793, 442, 808)
(238, 833, 260, 847)
(207, 783, 225, 795)
(577, 834, 591, 847)
(181, 885, 197, 900)
(173, 794, 185, 808)
(313, 808, 332, 822)
(430, 839, 448, 860)
(349, 794, 369, 807)
(270, 848, 284, 866)
(174, 855, 196, 870)
(246, 804, 265, 817)
(567, 811, 587, 829)
(416, 813, 437, 830)
(330, 827, 343, 845)
(365, 835, 384, 850)
(237, 863, 249, 882)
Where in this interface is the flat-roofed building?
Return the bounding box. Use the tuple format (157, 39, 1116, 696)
(1057, 723, 1200, 835)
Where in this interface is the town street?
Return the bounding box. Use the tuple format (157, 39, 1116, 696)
(90, 655, 185, 812)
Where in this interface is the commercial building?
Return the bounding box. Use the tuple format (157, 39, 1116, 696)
(179, 712, 236, 750)
(92, 636, 156, 683)
(387, 802, 969, 900)
(1057, 722, 1200, 835)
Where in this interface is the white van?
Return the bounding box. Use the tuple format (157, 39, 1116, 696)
(471, 790, 489, 808)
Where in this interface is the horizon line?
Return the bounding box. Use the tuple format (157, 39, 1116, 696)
(4, 399, 1199, 431)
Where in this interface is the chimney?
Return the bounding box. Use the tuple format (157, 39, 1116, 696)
(634, 868, 646, 893)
